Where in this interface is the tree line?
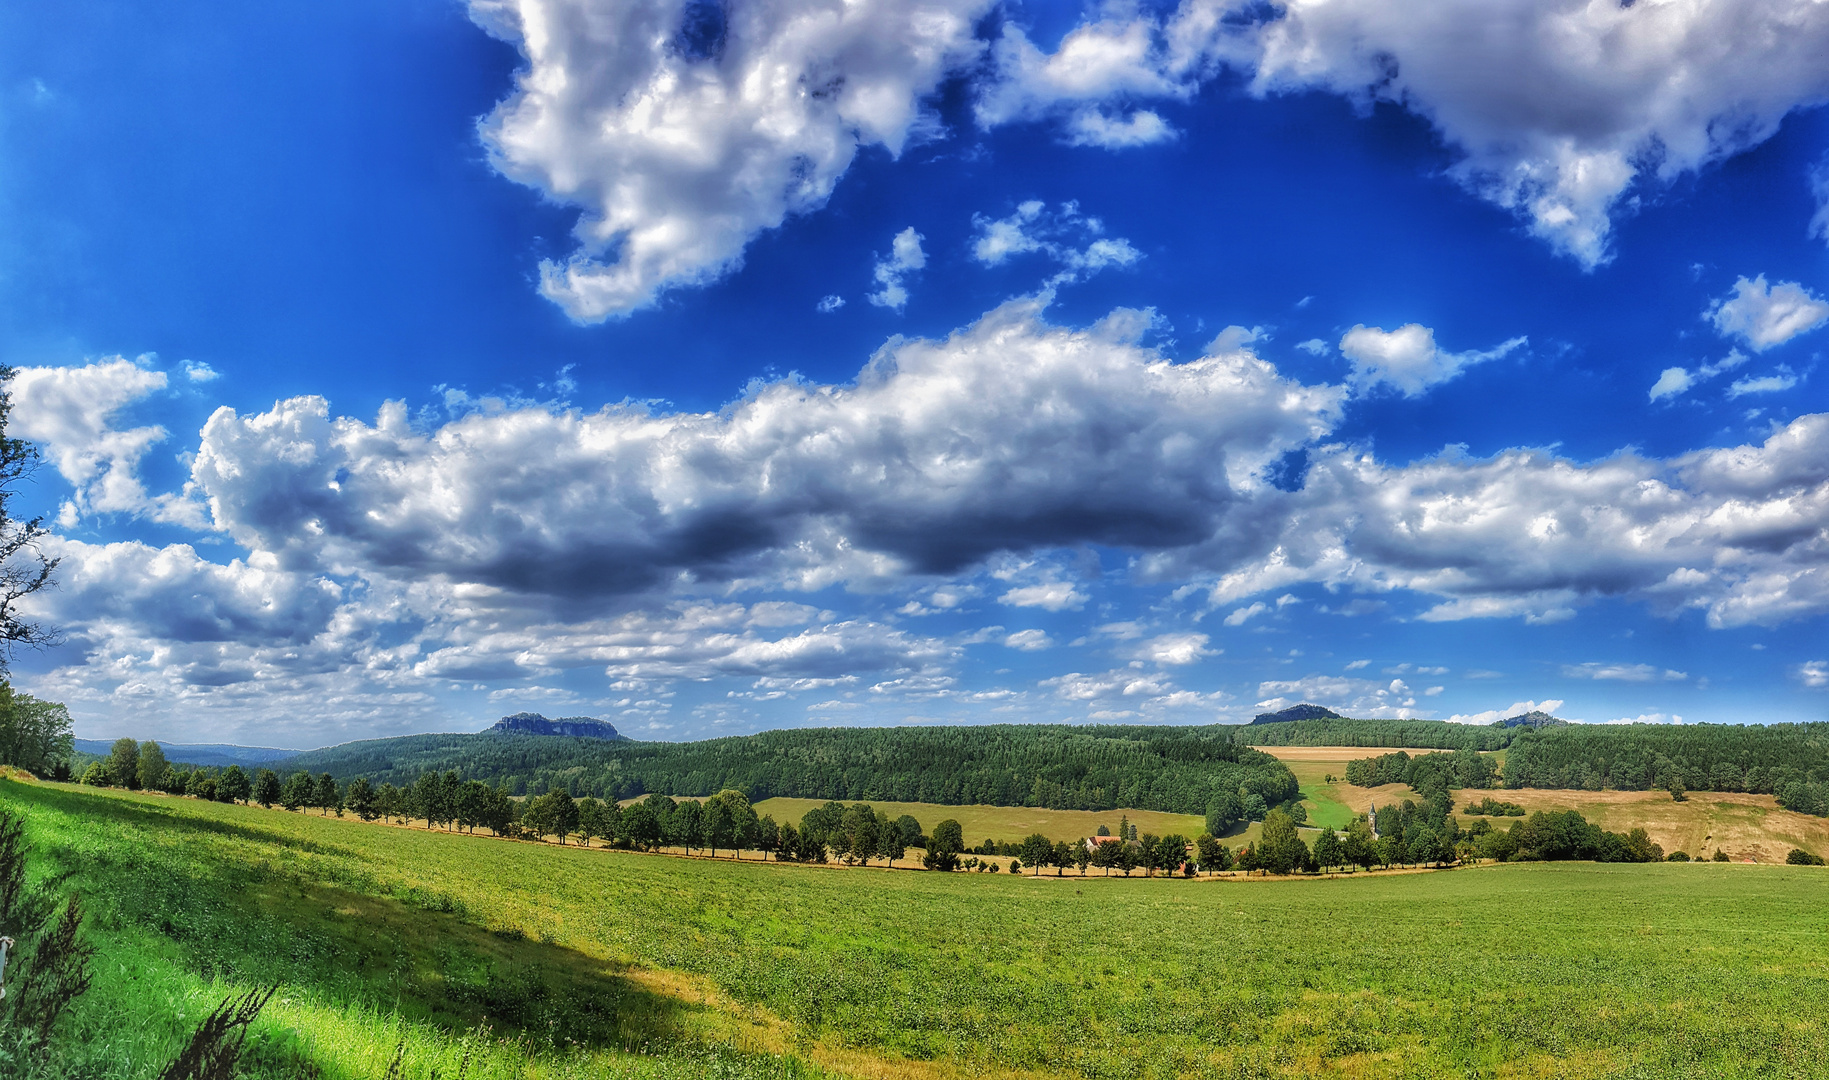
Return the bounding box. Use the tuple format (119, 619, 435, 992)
(276, 723, 1301, 817)
(71, 745, 1701, 874)
(1335, 723, 1829, 819)
(1497, 724, 1829, 816)
(1244, 718, 1513, 751)
(1343, 748, 1499, 792)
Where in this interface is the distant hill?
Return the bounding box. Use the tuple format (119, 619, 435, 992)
(279, 723, 1299, 816)
(1250, 704, 1344, 725)
(489, 713, 625, 740)
(73, 740, 300, 768)
(1498, 710, 1569, 729)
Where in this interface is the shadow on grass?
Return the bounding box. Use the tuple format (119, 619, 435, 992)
(21, 781, 364, 859)
(8, 782, 713, 1055)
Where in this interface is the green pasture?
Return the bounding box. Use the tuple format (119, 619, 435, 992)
(8, 780, 1829, 1079)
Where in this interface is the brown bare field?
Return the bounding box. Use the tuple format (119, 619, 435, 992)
(1457, 788, 1829, 863)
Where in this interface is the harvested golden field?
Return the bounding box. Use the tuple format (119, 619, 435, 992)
(1456, 788, 1829, 863)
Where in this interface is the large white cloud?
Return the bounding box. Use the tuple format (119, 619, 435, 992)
(9, 360, 185, 526)
(1167, 412, 1829, 629)
(986, 0, 1829, 266)
(470, 0, 991, 321)
(21, 306, 1829, 740)
(184, 299, 1343, 599)
(467, 1, 1829, 319)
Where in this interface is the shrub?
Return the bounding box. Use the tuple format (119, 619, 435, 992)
(1666, 851, 1690, 862)
(1712, 850, 1731, 862)
(1784, 848, 1825, 866)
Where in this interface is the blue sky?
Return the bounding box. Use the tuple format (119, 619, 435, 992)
(3, 0, 1828, 747)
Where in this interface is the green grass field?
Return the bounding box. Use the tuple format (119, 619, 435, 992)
(8, 779, 1829, 1079)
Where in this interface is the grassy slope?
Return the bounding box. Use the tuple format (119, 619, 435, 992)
(13, 781, 1829, 1079)
(1255, 747, 1428, 831)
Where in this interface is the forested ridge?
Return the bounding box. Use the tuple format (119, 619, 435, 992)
(1331, 720, 1829, 817)
(282, 723, 1299, 815)
(1499, 722, 1829, 814)
(1242, 718, 1512, 750)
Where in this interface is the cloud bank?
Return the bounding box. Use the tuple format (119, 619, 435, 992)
(18, 298, 1829, 739)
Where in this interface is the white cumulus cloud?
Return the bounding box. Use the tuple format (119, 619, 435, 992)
(1707, 275, 1829, 351)
(867, 226, 926, 311)
(1339, 324, 1526, 398)
(981, 0, 1829, 266)
(470, 0, 990, 321)
(9, 360, 195, 526)
(1002, 628, 1053, 651)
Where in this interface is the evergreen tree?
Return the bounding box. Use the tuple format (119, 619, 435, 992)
(346, 777, 377, 820)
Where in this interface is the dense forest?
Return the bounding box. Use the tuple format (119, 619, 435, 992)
(1498, 722, 1829, 815)
(282, 724, 1300, 817)
(1242, 718, 1513, 750)
(1335, 722, 1829, 818)
(1343, 748, 1499, 792)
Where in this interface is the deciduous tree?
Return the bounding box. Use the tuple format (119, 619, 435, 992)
(218, 765, 253, 805)
(107, 738, 140, 790)
(252, 769, 281, 809)
(137, 741, 169, 793)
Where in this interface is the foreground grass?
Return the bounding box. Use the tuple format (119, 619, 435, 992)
(10, 781, 1829, 1079)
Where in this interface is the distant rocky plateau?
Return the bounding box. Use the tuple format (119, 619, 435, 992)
(1249, 704, 1346, 725)
(488, 712, 626, 740)
(1496, 710, 1569, 729)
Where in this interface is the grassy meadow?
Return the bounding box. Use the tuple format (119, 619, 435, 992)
(8, 779, 1829, 1079)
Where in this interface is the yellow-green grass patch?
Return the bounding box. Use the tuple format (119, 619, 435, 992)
(16, 780, 1829, 1080)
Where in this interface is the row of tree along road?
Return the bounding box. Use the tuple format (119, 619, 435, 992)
(69, 746, 1791, 874)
